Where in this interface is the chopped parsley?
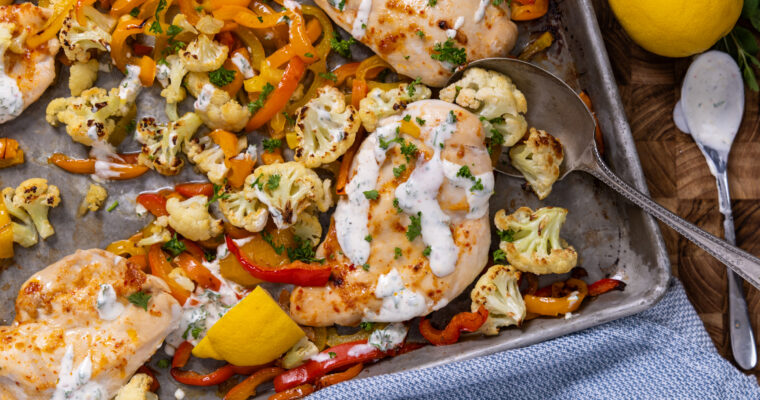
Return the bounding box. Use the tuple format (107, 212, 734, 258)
(182, 321, 204, 340)
(493, 249, 507, 263)
(407, 77, 422, 97)
(157, 359, 170, 368)
(257, 15, 264, 23)
(448, 110, 458, 123)
(287, 236, 324, 263)
(262, 138, 282, 153)
(262, 231, 285, 255)
(427, 0, 437, 6)
(107, 201, 119, 212)
(456, 165, 473, 179)
(416, 30, 425, 38)
(492, 0, 504, 4)
(283, 111, 296, 125)
(498, 229, 516, 242)
(319, 71, 338, 82)
(363, 190, 379, 200)
(362, 263, 370, 271)
(248, 83, 275, 113)
(365, 234, 373, 242)
(403, 114, 412, 122)
(393, 198, 403, 214)
(399, 141, 417, 162)
(416, 117, 426, 126)
(127, 291, 151, 310)
(470, 178, 484, 192)
(166, 24, 183, 37)
(422, 246, 431, 257)
(393, 164, 407, 178)
(360, 321, 374, 331)
(250, 175, 263, 190)
(129, 7, 140, 17)
(208, 66, 236, 87)
(378, 134, 403, 150)
(394, 247, 402, 259)
(304, 52, 314, 58)
(162, 234, 186, 257)
(207, 183, 230, 205)
(330, 32, 356, 58)
(195, 5, 204, 11)
(406, 212, 422, 241)
(487, 129, 505, 154)
(431, 39, 467, 66)
(156, 58, 169, 66)
(337, 0, 346, 11)
(149, 0, 168, 34)
(266, 174, 281, 190)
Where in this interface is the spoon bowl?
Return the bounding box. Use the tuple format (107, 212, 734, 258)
(448, 57, 760, 291)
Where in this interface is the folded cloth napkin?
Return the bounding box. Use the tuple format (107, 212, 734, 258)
(309, 279, 760, 400)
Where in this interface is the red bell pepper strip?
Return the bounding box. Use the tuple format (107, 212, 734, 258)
(175, 252, 222, 291)
(419, 306, 489, 346)
(269, 384, 315, 400)
(245, 57, 306, 131)
(588, 278, 626, 296)
(137, 193, 168, 217)
(173, 341, 193, 368)
(171, 364, 267, 387)
(136, 365, 160, 392)
(175, 182, 214, 198)
(148, 244, 191, 305)
(224, 367, 285, 400)
(225, 235, 331, 286)
(316, 363, 363, 389)
(180, 238, 207, 260)
(274, 340, 387, 392)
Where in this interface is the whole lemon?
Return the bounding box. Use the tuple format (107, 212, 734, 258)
(609, 0, 742, 58)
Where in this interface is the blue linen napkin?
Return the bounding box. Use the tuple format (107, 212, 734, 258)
(309, 279, 760, 399)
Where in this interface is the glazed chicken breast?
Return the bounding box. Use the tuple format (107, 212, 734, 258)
(291, 100, 493, 326)
(314, 0, 518, 87)
(0, 3, 60, 124)
(0, 249, 179, 400)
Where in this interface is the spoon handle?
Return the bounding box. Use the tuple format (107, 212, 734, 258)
(581, 148, 760, 291)
(716, 171, 757, 370)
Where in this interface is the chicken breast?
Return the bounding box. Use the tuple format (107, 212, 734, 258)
(314, 0, 518, 87)
(0, 3, 60, 124)
(0, 249, 179, 400)
(291, 100, 493, 326)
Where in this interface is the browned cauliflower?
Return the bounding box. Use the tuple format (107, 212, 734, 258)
(509, 128, 564, 200)
(470, 264, 526, 335)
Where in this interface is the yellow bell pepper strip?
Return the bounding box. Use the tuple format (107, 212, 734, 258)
(234, 26, 266, 71)
(247, 0, 287, 48)
(285, 131, 298, 149)
(265, 18, 322, 69)
(27, 0, 77, 48)
(0, 201, 14, 259)
(138, 56, 156, 86)
(399, 119, 421, 138)
(177, 0, 201, 24)
(0, 138, 24, 169)
(269, 109, 287, 134)
(224, 367, 285, 400)
(246, 56, 306, 131)
(110, 0, 148, 17)
(244, 61, 284, 92)
(106, 238, 147, 258)
(286, 9, 317, 64)
(356, 55, 391, 81)
(208, 0, 250, 9)
(511, 0, 549, 21)
(518, 31, 554, 61)
(143, 0, 173, 37)
(284, 59, 326, 115)
(212, 6, 286, 29)
(302, 5, 333, 58)
(523, 278, 588, 316)
(75, 0, 97, 26)
(112, 17, 146, 72)
(367, 81, 402, 91)
(148, 243, 191, 305)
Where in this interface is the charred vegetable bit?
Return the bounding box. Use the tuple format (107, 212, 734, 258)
(418, 306, 488, 346)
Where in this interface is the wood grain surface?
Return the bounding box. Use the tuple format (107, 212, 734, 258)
(592, 0, 760, 381)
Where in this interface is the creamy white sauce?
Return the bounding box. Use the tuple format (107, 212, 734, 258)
(346, 343, 376, 357)
(231, 53, 255, 79)
(446, 16, 465, 39)
(174, 388, 186, 400)
(567, 291, 580, 306)
(95, 284, 124, 321)
(441, 159, 494, 219)
(310, 352, 332, 362)
(283, 0, 301, 10)
(474, 0, 489, 22)
(135, 203, 148, 217)
(454, 16, 465, 30)
(368, 322, 408, 351)
(564, 312, 574, 320)
(0, 72, 23, 123)
(365, 268, 428, 322)
(119, 64, 142, 102)
(156, 63, 171, 87)
(351, 0, 373, 39)
(194, 83, 215, 112)
(52, 346, 106, 400)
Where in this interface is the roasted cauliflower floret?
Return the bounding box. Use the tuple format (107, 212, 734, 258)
(114, 373, 158, 400)
(69, 59, 99, 96)
(45, 87, 127, 146)
(58, 10, 114, 63)
(190, 81, 251, 132)
(219, 188, 269, 233)
(294, 86, 359, 167)
(2, 187, 37, 248)
(281, 337, 319, 369)
(135, 112, 203, 176)
(137, 216, 172, 247)
(166, 195, 223, 241)
(79, 183, 108, 214)
(12, 178, 61, 240)
(180, 34, 228, 72)
(185, 134, 247, 184)
(494, 207, 578, 275)
(244, 162, 333, 229)
(158, 54, 189, 105)
(358, 83, 432, 132)
(440, 67, 528, 147)
(509, 128, 564, 200)
(471, 265, 526, 335)
(292, 210, 322, 247)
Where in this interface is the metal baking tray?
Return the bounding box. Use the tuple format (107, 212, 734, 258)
(0, 0, 671, 397)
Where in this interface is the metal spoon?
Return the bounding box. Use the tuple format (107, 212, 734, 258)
(672, 51, 756, 370)
(445, 57, 760, 292)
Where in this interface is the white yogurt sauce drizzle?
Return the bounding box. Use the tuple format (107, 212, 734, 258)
(156, 63, 171, 87)
(95, 284, 124, 321)
(365, 268, 428, 322)
(52, 346, 106, 400)
(446, 16, 465, 39)
(194, 83, 215, 112)
(440, 159, 494, 219)
(368, 322, 408, 351)
(119, 64, 142, 103)
(231, 53, 255, 79)
(474, 0, 489, 22)
(0, 71, 23, 123)
(351, 0, 373, 39)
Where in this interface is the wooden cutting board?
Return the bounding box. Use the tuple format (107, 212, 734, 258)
(592, 0, 760, 381)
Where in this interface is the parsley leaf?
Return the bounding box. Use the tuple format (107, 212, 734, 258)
(319, 71, 338, 82)
(266, 174, 281, 190)
(360, 321, 374, 331)
(406, 212, 422, 241)
(416, 117, 426, 126)
(150, 0, 167, 34)
(493, 249, 507, 263)
(393, 198, 403, 214)
(456, 165, 473, 179)
(393, 164, 407, 178)
(363, 190, 379, 200)
(422, 246, 431, 257)
(262, 231, 285, 255)
(286, 235, 325, 263)
(157, 359, 170, 368)
(394, 247, 402, 259)
(129, 7, 140, 17)
(262, 138, 282, 153)
(162, 233, 186, 257)
(362, 263, 370, 271)
(448, 110, 458, 123)
(431, 39, 467, 66)
(365, 234, 373, 242)
(402, 114, 412, 122)
(207, 183, 230, 205)
(248, 83, 275, 113)
(470, 178, 484, 192)
(330, 32, 356, 58)
(166, 24, 183, 37)
(149, 21, 163, 34)
(428, 0, 437, 6)
(208, 66, 236, 87)
(416, 30, 425, 38)
(250, 175, 263, 190)
(498, 229, 516, 242)
(399, 141, 417, 162)
(407, 77, 422, 97)
(128, 291, 151, 310)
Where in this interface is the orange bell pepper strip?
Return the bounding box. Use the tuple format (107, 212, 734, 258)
(419, 306, 489, 346)
(221, 56, 246, 98)
(331, 62, 361, 87)
(110, 0, 148, 17)
(0, 201, 14, 259)
(208, 0, 250, 9)
(523, 278, 588, 316)
(224, 367, 285, 400)
(261, 147, 284, 165)
(175, 253, 222, 291)
(111, 17, 146, 72)
(265, 18, 322, 69)
(48, 153, 95, 174)
(588, 278, 626, 296)
(136, 193, 168, 217)
(335, 80, 369, 195)
(177, 0, 201, 23)
(511, 0, 548, 21)
(246, 57, 306, 131)
(268, 384, 315, 400)
(351, 78, 368, 110)
(212, 6, 286, 29)
(138, 56, 156, 86)
(209, 129, 240, 159)
(148, 244, 191, 305)
(180, 238, 206, 260)
(227, 157, 255, 188)
(316, 363, 363, 389)
(287, 10, 317, 64)
(175, 182, 214, 198)
(27, 0, 77, 48)
(0, 138, 24, 168)
(127, 254, 149, 271)
(75, 0, 97, 26)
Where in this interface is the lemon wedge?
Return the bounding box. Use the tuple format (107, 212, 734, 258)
(192, 286, 304, 366)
